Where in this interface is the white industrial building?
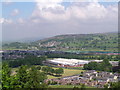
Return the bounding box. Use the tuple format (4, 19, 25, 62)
(48, 58, 90, 66)
(46, 58, 118, 67)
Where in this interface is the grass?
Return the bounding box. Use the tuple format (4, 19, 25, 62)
(48, 85, 94, 88)
(47, 68, 84, 79)
(67, 67, 83, 70)
(11, 66, 85, 79)
(49, 85, 80, 88)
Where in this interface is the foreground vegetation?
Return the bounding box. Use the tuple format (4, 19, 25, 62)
(2, 63, 47, 88)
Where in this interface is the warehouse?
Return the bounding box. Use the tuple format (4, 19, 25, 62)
(47, 58, 90, 67)
(45, 58, 119, 67)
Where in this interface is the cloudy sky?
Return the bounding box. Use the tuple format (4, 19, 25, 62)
(0, 0, 118, 42)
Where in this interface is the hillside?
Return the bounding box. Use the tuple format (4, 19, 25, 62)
(34, 32, 118, 51)
(2, 32, 118, 52)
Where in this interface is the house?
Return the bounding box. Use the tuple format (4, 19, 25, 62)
(44, 70, 119, 88)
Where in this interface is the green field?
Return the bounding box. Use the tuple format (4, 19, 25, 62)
(47, 68, 84, 79)
(49, 85, 81, 88)
(11, 66, 84, 79)
(48, 85, 94, 88)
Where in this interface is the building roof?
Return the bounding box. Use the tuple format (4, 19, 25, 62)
(48, 58, 90, 65)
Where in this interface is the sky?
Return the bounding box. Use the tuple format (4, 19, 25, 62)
(0, 0, 118, 42)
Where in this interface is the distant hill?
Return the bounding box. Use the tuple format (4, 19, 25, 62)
(2, 32, 118, 52)
(2, 37, 45, 43)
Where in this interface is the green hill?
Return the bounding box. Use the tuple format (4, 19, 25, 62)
(2, 32, 118, 52)
(34, 32, 118, 51)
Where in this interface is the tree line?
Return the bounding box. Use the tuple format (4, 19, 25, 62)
(4, 55, 47, 68)
(46, 53, 119, 61)
(83, 59, 113, 72)
(42, 66, 64, 76)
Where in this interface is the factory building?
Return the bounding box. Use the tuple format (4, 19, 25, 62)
(44, 58, 118, 67)
(46, 58, 90, 67)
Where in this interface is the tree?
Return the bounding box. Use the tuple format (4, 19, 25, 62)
(58, 68, 64, 75)
(54, 68, 64, 76)
(109, 81, 120, 89)
(47, 66, 53, 74)
(42, 67, 47, 72)
(8, 56, 47, 68)
(15, 65, 29, 88)
(2, 63, 11, 88)
(104, 84, 109, 89)
(84, 62, 99, 70)
(50, 68, 55, 75)
(118, 61, 120, 67)
(41, 66, 55, 75)
(2, 64, 47, 88)
(26, 66, 47, 88)
(36, 66, 41, 70)
(83, 60, 112, 72)
(102, 59, 112, 72)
